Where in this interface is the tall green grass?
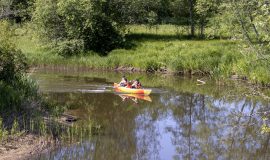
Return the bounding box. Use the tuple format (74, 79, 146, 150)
(127, 24, 188, 36)
(15, 24, 270, 85)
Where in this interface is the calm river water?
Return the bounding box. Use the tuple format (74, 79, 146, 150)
(31, 69, 270, 160)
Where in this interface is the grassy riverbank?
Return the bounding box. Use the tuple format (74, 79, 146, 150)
(15, 25, 270, 85)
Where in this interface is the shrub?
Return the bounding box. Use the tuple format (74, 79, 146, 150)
(0, 21, 28, 83)
(0, 20, 38, 110)
(33, 0, 125, 56)
(0, 47, 28, 83)
(84, 14, 124, 55)
(54, 39, 84, 57)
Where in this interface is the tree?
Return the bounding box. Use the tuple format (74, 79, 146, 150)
(0, 0, 14, 19)
(33, 0, 65, 41)
(187, 0, 196, 36)
(33, 0, 125, 56)
(229, 0, 270, 61)
(0, 0, 34, 22)
(195, 0, 219, 37)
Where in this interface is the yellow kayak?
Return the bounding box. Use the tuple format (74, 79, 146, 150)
(114, 83, 152, 95)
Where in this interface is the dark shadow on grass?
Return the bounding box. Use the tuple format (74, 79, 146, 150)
(95, 33, 234, 55)
(126, 33, 192, 42)
(122, 33, 232, 50)
(125, 33, 230, 42)
(84, 33, 208, 55)
(122, 33, 187, 50)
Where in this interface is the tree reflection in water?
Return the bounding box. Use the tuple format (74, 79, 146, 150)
(33, 72, 270, 160)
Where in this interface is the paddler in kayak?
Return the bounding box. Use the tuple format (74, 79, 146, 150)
(131, 79, 142, 89)
(119, 76, 128, 87)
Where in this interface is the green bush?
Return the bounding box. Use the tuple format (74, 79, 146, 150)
(84, 14, 124, 55)
(33, 0, 124, 56)
(54, 39, 84, 57)
(0, 47, 28, 83)
(0, 21, 28, 83)
(0, 20, 38, 110)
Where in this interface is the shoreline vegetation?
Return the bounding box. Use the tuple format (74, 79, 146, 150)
(0, 22, 98, 160)
(16, 25, 269, 86)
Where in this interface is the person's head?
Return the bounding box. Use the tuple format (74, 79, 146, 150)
(122, 76, 127, 81)
(133, 79, 138, 84)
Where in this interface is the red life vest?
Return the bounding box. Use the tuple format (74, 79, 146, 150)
(126, 82, 132, 88)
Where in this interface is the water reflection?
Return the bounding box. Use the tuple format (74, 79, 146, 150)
(117, 94, 152, 103)
(32, 71, 270, 160)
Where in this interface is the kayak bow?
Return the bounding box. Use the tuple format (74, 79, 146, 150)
(114, 83, 152, 95)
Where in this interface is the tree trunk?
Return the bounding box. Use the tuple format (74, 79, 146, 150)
(200, 21, 204, 38)
(248, 11, 260, 41)
(188, 0, 195, 37)
(231, 0, 252, 43)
